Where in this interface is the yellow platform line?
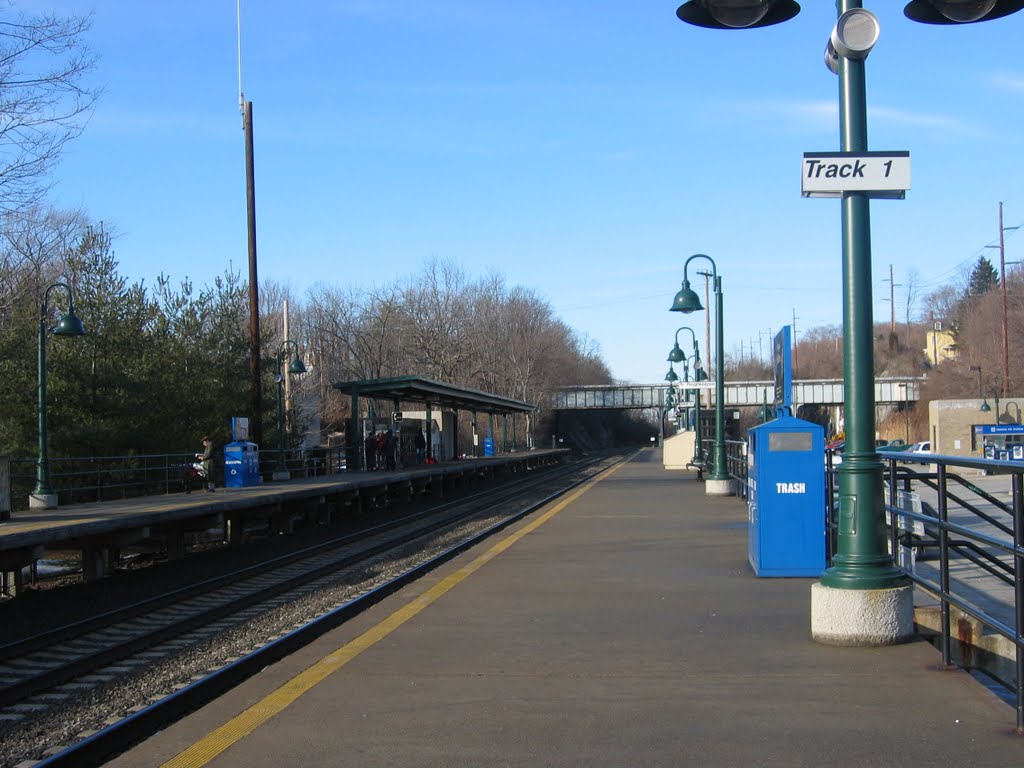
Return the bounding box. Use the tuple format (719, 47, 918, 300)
(161, 458, 628, 768)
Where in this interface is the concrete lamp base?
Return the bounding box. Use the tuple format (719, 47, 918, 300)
(705, 478, 735, 497)
(810, 582, 915, 647)
(29, 493, 57, 510)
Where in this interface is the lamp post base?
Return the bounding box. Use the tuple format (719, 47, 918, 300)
(705, 477, 734, 496)
(29, 492, 57, 510)
(810, 582, 914, 646)
(271, 470, 291, 482)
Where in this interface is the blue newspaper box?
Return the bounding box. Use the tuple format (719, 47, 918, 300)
(224, 441, 261, 487)
(747, 416, 825, 577)
(483, 437, 495, 457)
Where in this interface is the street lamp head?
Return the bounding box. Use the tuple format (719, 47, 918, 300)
(670, 281, 704, 313)
(667, 341, 686, 363)
(904, 0, 1024, 23)
(665, 365, 680, 383)
(287, 357, 307, 375)
(53, 308, 86, 336)
(981, 398, 992, 412)
(676, 0, 800, 29)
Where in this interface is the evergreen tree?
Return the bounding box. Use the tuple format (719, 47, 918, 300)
(968, 256, 999, 296)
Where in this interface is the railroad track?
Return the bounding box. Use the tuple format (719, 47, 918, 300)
(0, 452, 625, 768)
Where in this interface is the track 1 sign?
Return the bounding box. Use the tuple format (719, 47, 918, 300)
(801, 151, 910, 199)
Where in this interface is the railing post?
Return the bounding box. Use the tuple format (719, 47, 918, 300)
(0, 455, 10, 522)
(1012, 470, 1023, 733)
(937, 463, 951, 669)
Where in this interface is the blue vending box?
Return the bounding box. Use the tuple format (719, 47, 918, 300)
(224, 441, 261, 487)
(747, 416, 825, 577)
(482, 437, 495, 457)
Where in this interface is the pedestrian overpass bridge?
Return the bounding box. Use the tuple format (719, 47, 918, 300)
(551, 377, 923, 410)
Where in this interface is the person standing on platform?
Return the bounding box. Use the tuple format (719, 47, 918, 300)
(384, 429, 396, 470)
(364, 431, 377, 471)
(415, 429, 426, 465)
(197, 436, 216, 493)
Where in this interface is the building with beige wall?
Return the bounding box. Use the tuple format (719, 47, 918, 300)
(928, 398, 1024, 457)
(923, 328, 958, 367)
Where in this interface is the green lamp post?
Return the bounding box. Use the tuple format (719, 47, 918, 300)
(660, 368, 680, 445)
(692, 363, 707, 461)
(675, 0, 1024, 649)
(668, 326, 704, 461)
(670, 254, 731, 496)
(272, 340, 307, 481)
(31, 282, 86, 510)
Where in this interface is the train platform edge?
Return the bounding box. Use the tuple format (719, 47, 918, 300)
(107, 448, 1023, 768)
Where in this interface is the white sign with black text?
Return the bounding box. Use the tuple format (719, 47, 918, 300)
(801, 151, 910, 199)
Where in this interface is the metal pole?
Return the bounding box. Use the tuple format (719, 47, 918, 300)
(710, 276, 729, 483)
(1012, 471, 1023, 732)
(33, 297, 50, 503)
(820, 0, 905, 591)
(244, 101, 263, 448)
(32, 283, 82, 509)
(693, 381, 703, 460)
(275, 351, 285, 474)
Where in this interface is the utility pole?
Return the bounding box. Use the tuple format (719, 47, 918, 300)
(880, 264, 902, 352)
(883, 264, 901, 336)
(998, 202, 1012, 397)
(239, 2, 262, 446)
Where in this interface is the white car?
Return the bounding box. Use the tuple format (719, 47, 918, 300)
(909, 441, 931, 454)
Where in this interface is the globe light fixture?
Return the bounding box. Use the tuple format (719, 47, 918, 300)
(904, 0, 1024, 23)
(676, 0, 801, 29)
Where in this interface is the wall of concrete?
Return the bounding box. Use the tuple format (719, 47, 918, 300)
(663, 432, 696, 470)
(927, 398, 1024, 457)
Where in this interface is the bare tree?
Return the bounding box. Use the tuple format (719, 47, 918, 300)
(0, 8, 99, 212)
(401, 258, 476, 382)
(0, 205, 86, 314)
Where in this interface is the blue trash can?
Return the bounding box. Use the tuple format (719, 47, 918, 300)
(224, 441, 261, 487)
(746, 416, 826, 577)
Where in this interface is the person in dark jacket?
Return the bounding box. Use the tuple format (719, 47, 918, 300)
(364, 431, 377, 471)
(415, 429, 426, 465)
(197, 436, 216, 493)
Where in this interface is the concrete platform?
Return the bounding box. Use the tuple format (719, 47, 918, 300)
(109, 449, 1023, 767)
(0, 450, 567, 589)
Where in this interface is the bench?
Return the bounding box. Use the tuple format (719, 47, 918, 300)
(685, 455, 711, 481)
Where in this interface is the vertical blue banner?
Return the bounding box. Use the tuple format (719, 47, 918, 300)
(773, 327, 793, 415)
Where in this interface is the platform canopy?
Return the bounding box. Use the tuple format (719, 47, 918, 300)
(332, 375, 535, 416)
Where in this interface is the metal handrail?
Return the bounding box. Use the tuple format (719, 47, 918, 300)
(6, 447, 349, 512)
(874, 451, 1023, 731)
(725, 439, 748, 499)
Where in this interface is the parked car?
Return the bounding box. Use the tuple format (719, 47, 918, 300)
(875, 438, 916, 450)
(909, 441, 931, 454)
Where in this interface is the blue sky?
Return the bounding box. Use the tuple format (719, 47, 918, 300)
(37, 1, 1024, 384)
